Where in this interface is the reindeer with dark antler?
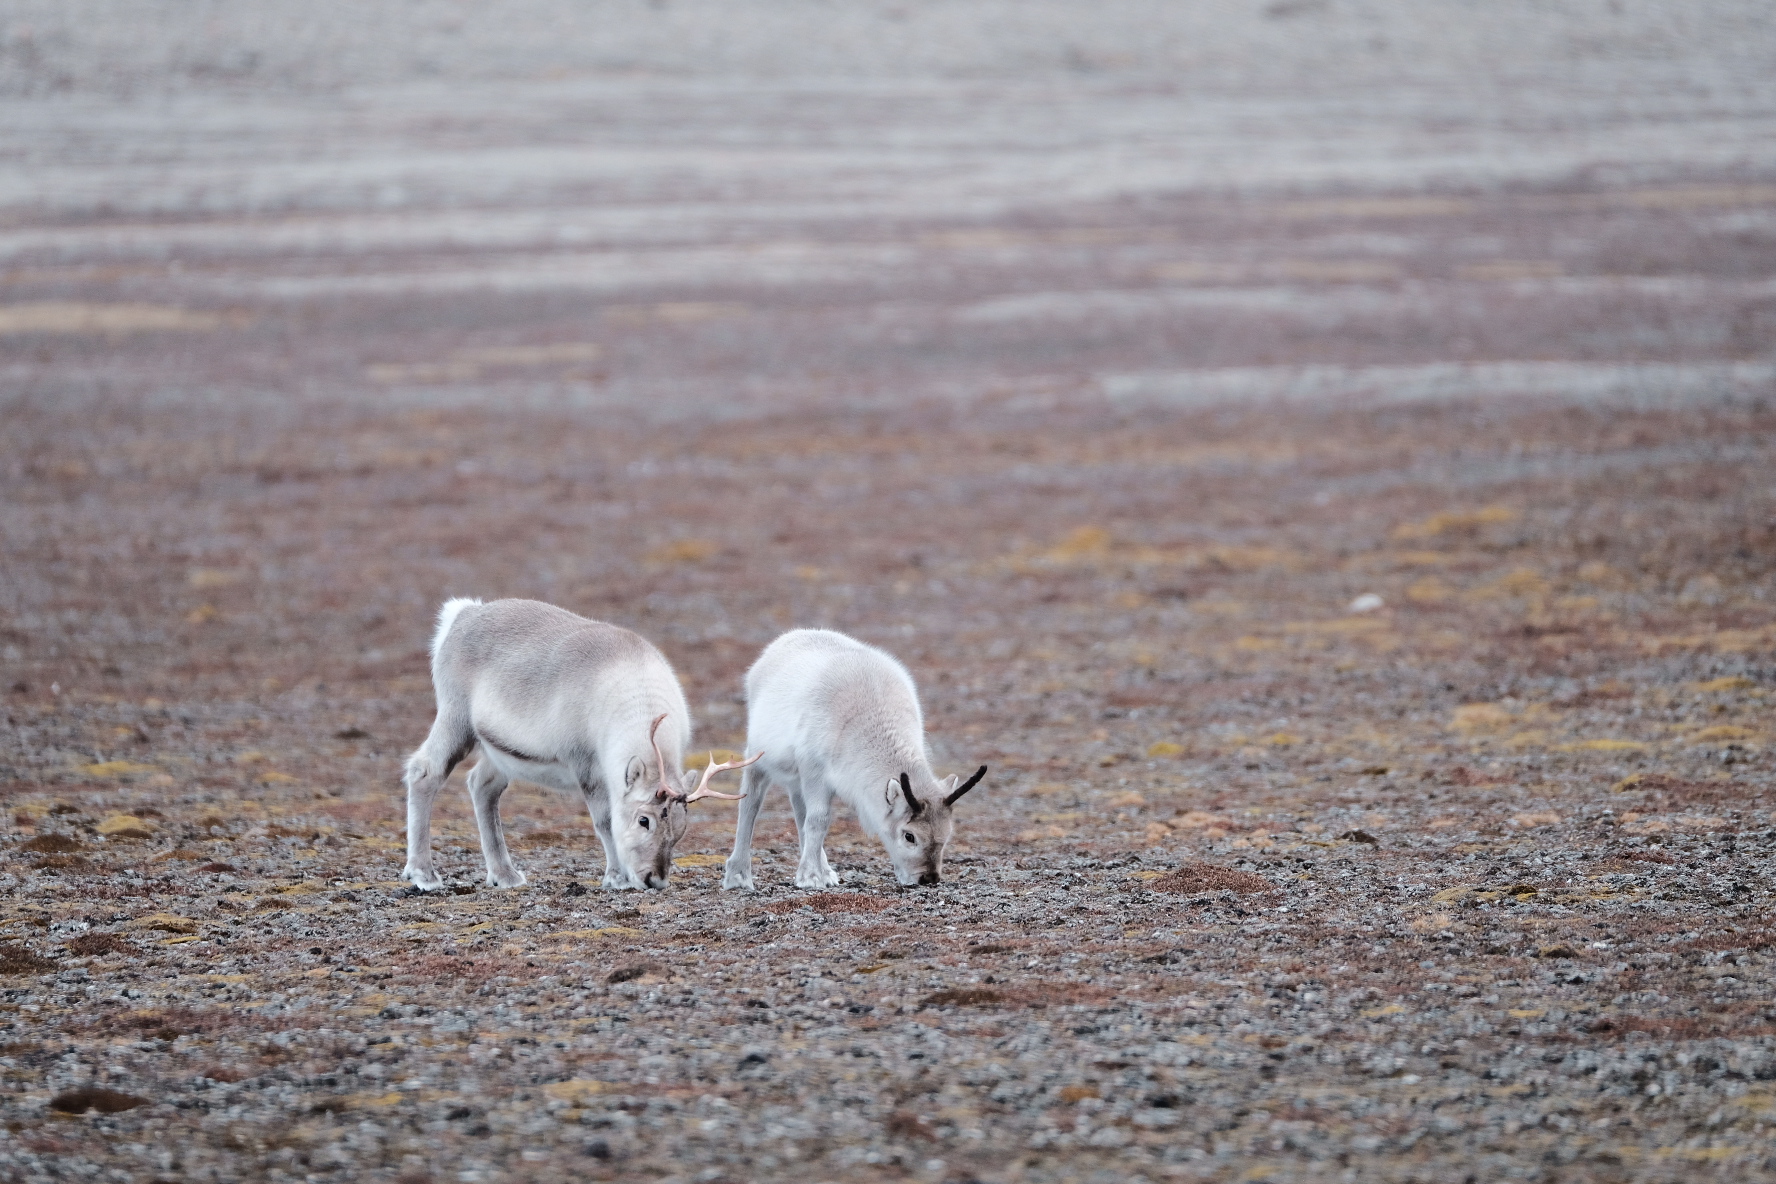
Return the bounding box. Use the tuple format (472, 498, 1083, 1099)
(723, 629, 988, 890)
(401, 598, 758, 892)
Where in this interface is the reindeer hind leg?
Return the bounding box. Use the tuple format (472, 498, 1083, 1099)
(401, 707, 473, 891)
(467, 756, 524, 888)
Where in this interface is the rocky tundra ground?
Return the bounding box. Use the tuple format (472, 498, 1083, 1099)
(2, 2, 1775, 1181)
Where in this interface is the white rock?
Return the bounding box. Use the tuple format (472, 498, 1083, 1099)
(1348, 593, 1386, 614)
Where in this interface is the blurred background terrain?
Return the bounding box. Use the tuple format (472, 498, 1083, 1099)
(2, 3, 1775, 1182)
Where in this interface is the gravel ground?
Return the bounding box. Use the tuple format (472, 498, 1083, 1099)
(3, 394, 1773, 1184)
(3, 3, 1775, 1182)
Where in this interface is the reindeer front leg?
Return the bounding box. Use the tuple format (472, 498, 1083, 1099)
(579, 779, 632, 890)
(723, 762, 771, 890)
(791, 776, 841, 889)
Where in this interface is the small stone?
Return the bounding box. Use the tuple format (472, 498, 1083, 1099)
(49, 1087, 150, 1114)
(885, 1111, 936, 1141)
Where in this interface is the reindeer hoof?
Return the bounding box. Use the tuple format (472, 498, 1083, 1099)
(400, 865, 445, 892)
(485, 868, 528, 889)
(721, 867, 755, 891)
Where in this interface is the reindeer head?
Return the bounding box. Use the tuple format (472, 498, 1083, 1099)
(881, 766, 987, 886)
(617, 715, 758, 889)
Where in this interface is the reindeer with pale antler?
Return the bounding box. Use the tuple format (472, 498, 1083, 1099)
(724, 628, 988, 890)
(401, 598, 758, 892)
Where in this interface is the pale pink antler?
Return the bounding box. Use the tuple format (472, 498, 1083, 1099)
(648, 713, 760, 804)
(684, 749, 761, 804)
(648, 714, 678, 802)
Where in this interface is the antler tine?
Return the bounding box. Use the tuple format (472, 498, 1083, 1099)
(684, 749, 763, 803)
(648, 714, 676, 800)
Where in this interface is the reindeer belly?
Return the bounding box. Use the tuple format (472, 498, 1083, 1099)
(474, 730, 583, 794)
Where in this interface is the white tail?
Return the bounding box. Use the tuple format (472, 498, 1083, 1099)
(430, 597, 481, 660)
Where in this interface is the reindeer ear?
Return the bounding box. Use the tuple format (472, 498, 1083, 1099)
(625, 756, 645, 789)
(884, 777, 901, 811)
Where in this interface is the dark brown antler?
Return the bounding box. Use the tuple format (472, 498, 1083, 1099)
(899, 771, 923, 817)
(944, 765, 988, 807)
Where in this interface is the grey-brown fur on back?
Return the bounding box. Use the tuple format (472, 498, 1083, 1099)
(433, 598, 661, 731)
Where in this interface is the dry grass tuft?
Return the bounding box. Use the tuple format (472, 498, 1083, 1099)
(21, 834, 82, 853)
(0, 943, 54, 974)
(65, 933, 136, 957)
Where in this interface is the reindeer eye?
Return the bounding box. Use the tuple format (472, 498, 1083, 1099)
(903, 831, 916, 844)
(638, 816, 651, 830)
